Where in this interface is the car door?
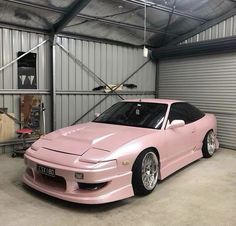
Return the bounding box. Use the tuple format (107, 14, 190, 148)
(164, 103, 197, 164)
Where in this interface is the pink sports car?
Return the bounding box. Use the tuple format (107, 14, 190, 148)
(23, 99, 219, 204)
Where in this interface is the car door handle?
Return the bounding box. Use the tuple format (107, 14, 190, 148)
(192, 130, 196, 134)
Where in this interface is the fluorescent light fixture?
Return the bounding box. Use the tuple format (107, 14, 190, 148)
(143, 46, 148, 57)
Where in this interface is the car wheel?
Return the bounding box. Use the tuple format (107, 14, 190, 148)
(132, 149, 159, 196)
(202, 130, 216, 158)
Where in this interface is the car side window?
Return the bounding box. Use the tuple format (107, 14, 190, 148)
(168, 102, 205, 125)
(168, 103, 190, 124)
(185, 103, 205, 122)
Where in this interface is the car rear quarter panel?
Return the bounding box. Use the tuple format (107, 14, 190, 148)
(196, 113, 217, 138)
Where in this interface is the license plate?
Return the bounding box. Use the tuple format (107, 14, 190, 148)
(37, 164, 55, 177)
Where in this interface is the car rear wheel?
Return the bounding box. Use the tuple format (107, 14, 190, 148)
(132, 149, 159, 196)
(202, 130, 216, 158)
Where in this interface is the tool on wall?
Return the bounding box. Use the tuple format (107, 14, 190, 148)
(92, 83, 137, 92)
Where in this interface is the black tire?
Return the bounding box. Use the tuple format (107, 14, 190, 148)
(202, 130, 216, 158)
(132, 149, 159, 196)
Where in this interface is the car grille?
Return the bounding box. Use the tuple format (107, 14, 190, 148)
(36, 173, 67, 192)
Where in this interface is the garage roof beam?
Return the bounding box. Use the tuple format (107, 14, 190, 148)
(3, 0, 177, 38)
(167, 7, 236, 46)
(123, 0, 206, 22)
(52, 0, 91, 34)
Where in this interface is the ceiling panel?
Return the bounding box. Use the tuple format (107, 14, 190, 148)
(0, 0, 235, 47)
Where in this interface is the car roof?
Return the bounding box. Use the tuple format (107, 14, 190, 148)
(123, 99, 183, 105)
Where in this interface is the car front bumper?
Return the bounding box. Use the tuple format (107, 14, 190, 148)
(23, 153, 134, 204)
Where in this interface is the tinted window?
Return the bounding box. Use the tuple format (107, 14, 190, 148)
(94, 102, 168, 129)
(168, 102, 205, 124)
(185, 103, 205, 122)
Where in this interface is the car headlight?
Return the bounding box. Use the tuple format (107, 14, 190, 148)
(80, 148, 112, 163)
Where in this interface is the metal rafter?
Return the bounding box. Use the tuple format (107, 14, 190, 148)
(151, 36, 236, 59)
(167, 7, 236, 46)
(74, 14, 178, 36)
(52, 0, 91, 34)
(5, 0, 206, 23)
(160, 0, 177, 46)
(3, 0, 178, 37)
(123, 0, 207, 22)
(0, 21, 49, 34)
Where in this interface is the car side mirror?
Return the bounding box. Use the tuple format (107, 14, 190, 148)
(94, 112, 100, 118)
(167, 120, 185, 129)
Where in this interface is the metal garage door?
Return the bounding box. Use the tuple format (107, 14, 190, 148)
(159, 53, 236, 150)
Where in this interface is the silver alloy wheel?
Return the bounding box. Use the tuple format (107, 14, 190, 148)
(207, 131, 216, 155)
(141, 152, 159, 191)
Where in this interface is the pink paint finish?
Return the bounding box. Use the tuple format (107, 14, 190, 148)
(23, 99, 219, 204)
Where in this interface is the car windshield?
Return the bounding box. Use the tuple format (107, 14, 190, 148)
(93, 102, 168, 129)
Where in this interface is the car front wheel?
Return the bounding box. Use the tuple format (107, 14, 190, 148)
(202, 130, 216, 158)
(132, 149, 159, 196)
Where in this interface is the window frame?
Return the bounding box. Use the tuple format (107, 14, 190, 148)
(93, 101, 169, 130)
(164, 102, 205, 129)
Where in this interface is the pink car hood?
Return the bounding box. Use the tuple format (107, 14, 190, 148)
(36, 122, 156, 156)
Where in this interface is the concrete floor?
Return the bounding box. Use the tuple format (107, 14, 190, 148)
(0, 148, 235, 226)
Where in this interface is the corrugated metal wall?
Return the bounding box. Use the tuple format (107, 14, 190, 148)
(0, 28, 51, 153)
(0, 29, 156, 153)
(181, 15, 236, 44)
(55, 36, 156, 129)
(158, 53, 236, 149)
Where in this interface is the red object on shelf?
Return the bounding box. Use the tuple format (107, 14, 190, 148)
(16, 128, 33, 134)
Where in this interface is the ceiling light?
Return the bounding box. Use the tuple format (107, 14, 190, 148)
(143, 46, 148, 57)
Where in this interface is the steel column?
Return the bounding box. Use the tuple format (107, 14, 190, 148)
(50, 36, 57, 131)
(155, 61, 159, 98)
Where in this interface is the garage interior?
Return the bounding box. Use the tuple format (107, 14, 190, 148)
(0, 0, 236, 225)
